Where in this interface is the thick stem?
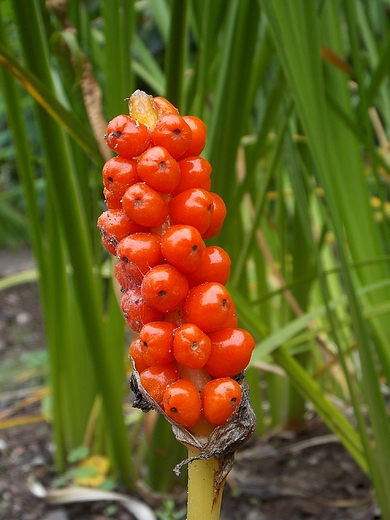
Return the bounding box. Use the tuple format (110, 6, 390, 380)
(186, 446, 225, 520)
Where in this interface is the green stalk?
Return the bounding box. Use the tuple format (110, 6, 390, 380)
(186, 447, 224, 520)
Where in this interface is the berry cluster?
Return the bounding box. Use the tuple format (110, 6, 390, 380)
(97, 91, 255, 433)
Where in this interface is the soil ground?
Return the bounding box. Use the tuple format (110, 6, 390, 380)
(0, 248, 378, 520)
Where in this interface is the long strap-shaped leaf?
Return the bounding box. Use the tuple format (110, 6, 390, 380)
(260, 1, 390, 514)
(7, 0, 134, 486)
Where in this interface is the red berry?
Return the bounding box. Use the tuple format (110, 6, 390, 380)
(164, 304, 185, 327)
(173, 157, 212, 196)
(105, 114, 150, 158)
(139, 321, 176, 366)
(205, 328, 255, 378)
(140, 364, 179, 405)
(122, 182, 169, 227)
(116, 233, 162, 274)
(153, 96, 179, 117)
(114, 259, 143, 290)
(160, 225, 206, 274)
(97, 209, 145, 256)
(162, 378, 201, 429)
(102, 156, 139, 200)
(169, 188, 213, 234)
(177, 365, 212, 391)
(179, 115, 207, 159)
(151, 114, 192, 159)
(120, 287, 163, 332)
(141, 264, 189, 312)
(173, 323, 211, 369)
(220, 303, 239, 329)
(137, 146, 181, 194)
(129, 337, 150, 373)
(202, 378, 242, 426)
(182, 282, 234, 333)
(186, 246, 231, 287)
(202, 192, 227, 239)
(103, 187, 123, 209)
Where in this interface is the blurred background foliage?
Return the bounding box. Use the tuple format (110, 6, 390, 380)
(1, 0, 390, 514)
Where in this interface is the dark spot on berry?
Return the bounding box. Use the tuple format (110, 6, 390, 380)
(159, 161, 167, 171)
(109, 131, 122, 139)
(108, 177, 114, 183)
(143, 341, 148, 349)
(158, 290, 167, 298)
(190, 341, 198, 351)
(123, 256, 129, 263)
(134, 198, 142, 207)
(170, 407, 178, 413)
(173, 128, 181, 136)
(230, 397, 237, 407)
(221, 298, 227, 309)
(191, 245, 198, 253)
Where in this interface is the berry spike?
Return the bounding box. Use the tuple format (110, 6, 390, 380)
(98, 90, 256, 520)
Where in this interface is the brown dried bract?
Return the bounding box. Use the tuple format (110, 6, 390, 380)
(129, 366, 256, 487)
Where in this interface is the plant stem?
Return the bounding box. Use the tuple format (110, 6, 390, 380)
(186, 447, 225, 520)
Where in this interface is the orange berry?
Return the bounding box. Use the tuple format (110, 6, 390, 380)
(169, 188, 213, 234)
(103, 187, 123, 210)
(202, 192, 227, 239)
(105, 114, 150, 158)
(122, 182, 169, 228)
(219, 302, 239, 329)
(153, 96, 179, 117)
(179, 115, 207, 159)
(173, 323, 212, 369)
(202, 378, 242, 426)
(120, 287, 163, 332)
(140, 364, 179, 405)
(137, 146, 181, 194)
(141, 264, 189, 312)
(162, 379, 201, 429)
(139, 321, 176, 366)
(182, 282, 234, 333)
(205, 328, 255, 378)
(97, 209, 145, 256)
(173, 157, 212, 196)
(116, 233, 162, 274)
(114, 259, 143, 290)
(151, 114, 192, 159)
(186, 246, 231, 287)
(161, 225, 206, 274)
(164, 304, 185, 327)
(129, 337, 150, 373)
(102, 156, 139, 200)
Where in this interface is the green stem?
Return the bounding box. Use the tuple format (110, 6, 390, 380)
(186, 447, 225, 520)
